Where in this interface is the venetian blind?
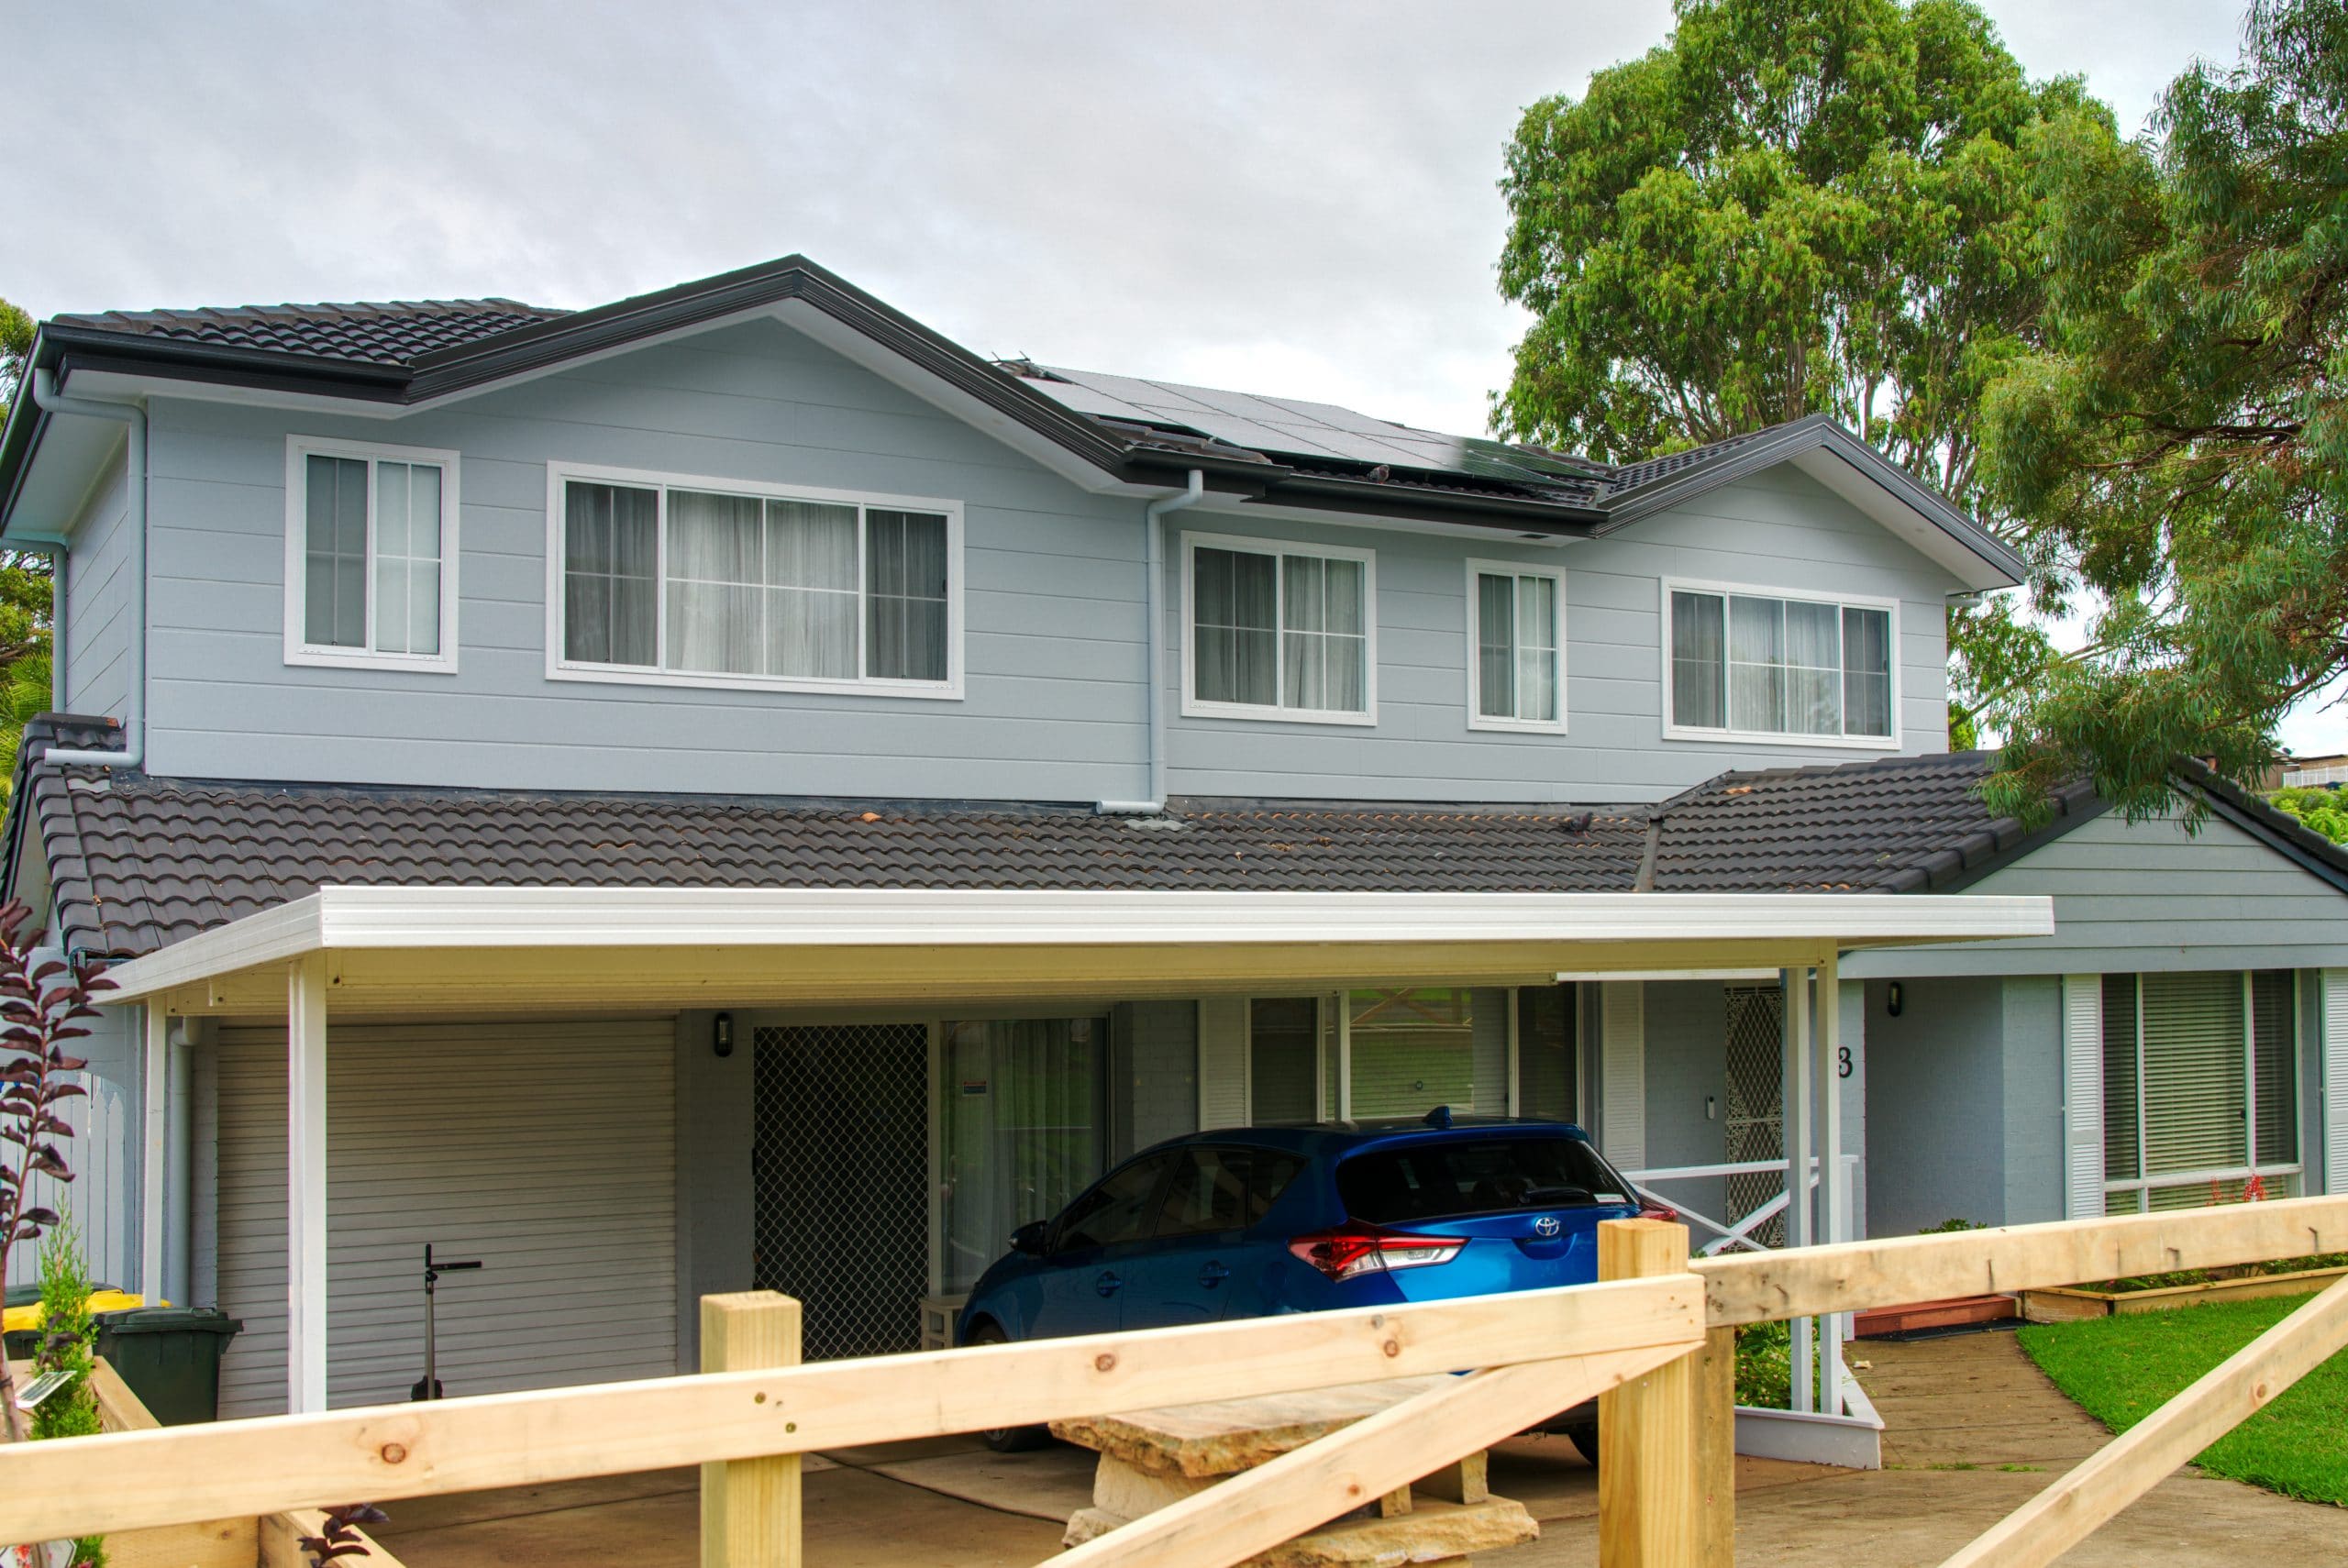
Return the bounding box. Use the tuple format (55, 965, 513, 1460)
(2140, 972, 2247, 1176)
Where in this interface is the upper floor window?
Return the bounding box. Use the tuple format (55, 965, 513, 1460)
(546, 463, 962, 699)
(283, 436, 460, 673)
(1182, 532, 1374, 725)
(1665, 580, 1895, 745)
(1468, 560, 1566, 733)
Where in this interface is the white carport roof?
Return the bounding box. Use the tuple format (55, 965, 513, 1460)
(101, 884, 2055, 1018)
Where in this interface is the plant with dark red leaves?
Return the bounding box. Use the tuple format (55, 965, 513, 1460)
(0, 897, 112, 1442)
(298, 1505, 389, 1566)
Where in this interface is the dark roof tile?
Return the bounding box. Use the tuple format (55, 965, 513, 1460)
(50, 299, 570, 367)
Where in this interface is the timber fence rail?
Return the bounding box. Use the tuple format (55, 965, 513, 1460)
(0, 1196, 2342, 1568)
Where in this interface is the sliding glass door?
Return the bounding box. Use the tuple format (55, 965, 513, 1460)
(937, 1016, 1110, 1294)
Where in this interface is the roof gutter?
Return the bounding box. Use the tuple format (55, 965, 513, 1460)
(30, 369, 144, 769)
(1099, 468, 1205, 815)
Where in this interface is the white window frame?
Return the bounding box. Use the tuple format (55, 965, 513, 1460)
(1466, 558, 1568, 734)
(542, 459, 966, 701)
(2101, 969, 2305, 1210)
(282, 435, 461, 674)
(1179, 530, 1377, 727)
(1658, 575, 1900, 750)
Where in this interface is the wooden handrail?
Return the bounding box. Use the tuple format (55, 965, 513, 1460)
(0, 1270, 1703, 1542)
(1698, 1194, 2348, 1325)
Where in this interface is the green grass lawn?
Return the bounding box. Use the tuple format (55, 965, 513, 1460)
(2016, 1290, 2348, 1507)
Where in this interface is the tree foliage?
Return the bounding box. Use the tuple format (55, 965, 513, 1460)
(2268, 785, 2348, 845)
(1977, 0, 2348, 820)
(0, 297, 48, 783)
(1495, 0, 2107, 521)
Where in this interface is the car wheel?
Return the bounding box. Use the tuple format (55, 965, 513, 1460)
(1564, 1421, 1600, 1469)
(967, 1322, 1050, 1452)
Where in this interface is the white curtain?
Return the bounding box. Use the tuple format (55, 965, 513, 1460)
(1671, 590, 1725, 727)
(768, 500, 859, 679)
(666, 489, 766, 675)
(1515, 574, 1557, 722)
(1478, 572, 1516, 718)
(1728, 594, 1787, 733)
(1785, 599, 1841, 735)
(940, 1018, 1106, 1294)
(1842, 607, 1893, 737)
(1282, 554, 1366, 712)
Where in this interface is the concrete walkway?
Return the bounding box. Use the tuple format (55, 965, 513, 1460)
(371, 1329, 2345, 1566)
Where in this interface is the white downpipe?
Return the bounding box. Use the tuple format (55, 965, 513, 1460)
(29, 368, 145, 769)
(1098, 469, 1205, 815)
(1783, 965, 1815, 1414)
(166, 1018, 195, 1308)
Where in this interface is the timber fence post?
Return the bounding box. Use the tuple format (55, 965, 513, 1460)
(1694, 1325, 1736, 1567)
(701, 1291, 803, 1568)
(1598, 1219, 1700, 1568)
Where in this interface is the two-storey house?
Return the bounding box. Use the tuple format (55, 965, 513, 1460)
(0, 257, 2341, 1422)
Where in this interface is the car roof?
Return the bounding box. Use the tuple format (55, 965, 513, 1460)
(1142, 1112, 1599, 1161)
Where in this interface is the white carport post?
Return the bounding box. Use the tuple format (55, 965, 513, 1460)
(287, 954, 329, 1414)
(1816, 949, 1845, 1415)
(139, 1003, 167, 1302)
(1782, 965, 1814, 1413)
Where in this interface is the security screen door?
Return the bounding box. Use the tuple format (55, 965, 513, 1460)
(752, 1022, 930, 1360)
(1722, 986, 1786, 1245)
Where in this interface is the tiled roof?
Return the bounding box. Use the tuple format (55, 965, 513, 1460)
(19, 756, 1650, 959)
(1645, 751, 2100, 893)
(36, 736, 2326, 965)
(49, 299, 569, 366)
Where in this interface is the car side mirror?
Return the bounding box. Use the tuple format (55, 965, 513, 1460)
(1010, 1220, 1049, 1256)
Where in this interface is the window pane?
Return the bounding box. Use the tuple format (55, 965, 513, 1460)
(2139, 972, 2247, 1175)
(2102, 975, 2141, 1183)
(1250, 998, 1319, 1124)
(304, 454, 368, 648)
(2251, 970, 2296, 1165)
(866, 510, 949, 681)
(1346, 988, 1479, 1119)
(1843, 607, 1892, 736)
(1785, 601, 1840, 735)
(1478, 573, 1515, 719)
(563, 481, 657, 667)
(1670, 591, 1725, 728)
(668, 491, 766, 675)
(1727, 595, 1787, 733)
(1053, 1153, 1171, 1253)
(941, 1017, 1107, 1291)
(1516, 985, 1577, 1121)
(371, 462, 442, 656)
(1518, 574, 1558, 723)
(1193, 547, 1278, 706)
(1283, 554, 1368, 714)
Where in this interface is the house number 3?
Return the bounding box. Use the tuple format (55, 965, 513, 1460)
(1837, 1046, 1853, 1079)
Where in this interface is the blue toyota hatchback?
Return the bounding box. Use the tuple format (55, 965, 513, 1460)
(958, 1110, 1656, 1452)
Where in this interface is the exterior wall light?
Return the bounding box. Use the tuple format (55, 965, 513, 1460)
(1886, 982, 1904, 1018)
(714, 1010, 735, 1058)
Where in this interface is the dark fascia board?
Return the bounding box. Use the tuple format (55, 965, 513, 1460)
(1594, 414, 2026, 586)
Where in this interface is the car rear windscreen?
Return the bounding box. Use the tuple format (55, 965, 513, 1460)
(1336, 1137, 1627, 1224)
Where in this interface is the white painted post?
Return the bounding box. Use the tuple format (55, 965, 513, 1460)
(139, 1003, 168, 1303)
(1782, 966, 1814, 1413)
(1818, 951, 1845, 1414)
(1336, 994, 1355, 1122)
(287, 954, 329, 1414)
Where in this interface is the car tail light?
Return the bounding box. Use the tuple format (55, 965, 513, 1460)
(1636, 1201, 1679, 1223)
(1289, 1226, 1466, 1283)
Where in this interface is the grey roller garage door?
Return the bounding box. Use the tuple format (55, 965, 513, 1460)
(211, 1019, 676, 1416)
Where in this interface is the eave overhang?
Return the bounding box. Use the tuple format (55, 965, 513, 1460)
(100, 883, 2054, 1019)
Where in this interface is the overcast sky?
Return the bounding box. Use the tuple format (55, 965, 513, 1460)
(14, 0, 2321, 750)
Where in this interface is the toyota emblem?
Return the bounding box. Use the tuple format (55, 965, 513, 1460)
(1534, 1215, 1562, 1238)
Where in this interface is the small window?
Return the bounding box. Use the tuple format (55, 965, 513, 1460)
(1052, 1153, 1173, 1253)
(1667, 584, 1893, 743)
(284, 438, 460, 671)
(549, 467, 960, 698)
(1469, 561, 1565, 732)
(1246, 1149, 1305, 1223)
(1185, 534, 1374, 723)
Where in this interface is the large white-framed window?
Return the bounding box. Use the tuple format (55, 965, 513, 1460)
(1180, 531, 1375, 725)
(1467, 558, 1567, 734)
(283, 436, 461, 673)
(2101, 970, 2301, 1211)
(1662, 578, 1897, 747)
(543, 461, 964, 699)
